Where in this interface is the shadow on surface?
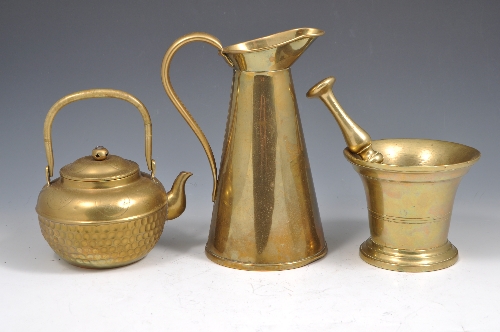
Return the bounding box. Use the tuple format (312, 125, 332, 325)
(155, 219, 209, 256)
(1, 215, 210, 274)
(448, 211, 500, 262)
(1, 232, 108, 275)
(321, 211, 500, 263)
(321, 218, 369, 253)
(157, 217, 370, 260)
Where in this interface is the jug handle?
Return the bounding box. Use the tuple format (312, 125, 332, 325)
(161, 32, 233, 202)
(43, 89, 155, 186)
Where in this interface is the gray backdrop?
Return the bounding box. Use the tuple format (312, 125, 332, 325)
(1, 0, 497, 222)
(0, 1, 499, 329)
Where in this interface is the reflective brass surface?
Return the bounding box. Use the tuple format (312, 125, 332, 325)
(347, 139, 480, 272)
(308, 77, 480, 272)
(166, 171, 192, 220)
(36, 89, 192, 268)
(307, 76, 383, 163)
(92, 146, 109, 161)
(162, 29, 327, 271)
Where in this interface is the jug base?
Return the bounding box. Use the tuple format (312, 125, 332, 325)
(205, 245, 327, 271)
(359, 238, 458, 272)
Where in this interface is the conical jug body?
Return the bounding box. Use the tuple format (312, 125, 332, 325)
(162, 28, 327, 270)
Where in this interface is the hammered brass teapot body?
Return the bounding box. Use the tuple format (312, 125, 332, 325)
(36, 89, 192, 269)
(161, 28, 327, 271)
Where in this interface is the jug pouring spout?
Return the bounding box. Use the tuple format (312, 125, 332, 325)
(222, 28, 325, 71)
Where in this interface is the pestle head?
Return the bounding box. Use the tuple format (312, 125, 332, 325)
(307, 75, 384, 164)
(306, 76, 335, 98)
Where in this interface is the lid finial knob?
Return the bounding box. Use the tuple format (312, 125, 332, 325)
(92, 146, 109, 161)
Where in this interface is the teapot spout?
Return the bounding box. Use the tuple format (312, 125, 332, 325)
(166, 171, 193, 220)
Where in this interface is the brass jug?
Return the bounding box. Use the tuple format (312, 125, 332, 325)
(161, 28, 327, 271)
(308, 77, 481, 272)
(35, 89, 192, 268)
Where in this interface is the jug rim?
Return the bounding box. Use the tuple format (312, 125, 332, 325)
(222, 27, 324, 54)
(343, 138, 480, 173)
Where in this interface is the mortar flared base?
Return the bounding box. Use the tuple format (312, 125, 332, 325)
(359, 238, 458, 272)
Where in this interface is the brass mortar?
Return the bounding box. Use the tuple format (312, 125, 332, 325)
(308, 77, 480, 272)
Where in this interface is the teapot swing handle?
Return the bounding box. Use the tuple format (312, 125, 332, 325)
(161, 32, 233, 202)
(43, 89, 155, 186)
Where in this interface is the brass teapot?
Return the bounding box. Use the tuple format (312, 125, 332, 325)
(35, 89, 192, 269)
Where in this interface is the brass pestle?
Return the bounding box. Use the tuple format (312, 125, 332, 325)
(306, 76, 383, 163)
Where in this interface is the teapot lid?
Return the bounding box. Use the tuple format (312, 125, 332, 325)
(60, 146, 139, 184)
